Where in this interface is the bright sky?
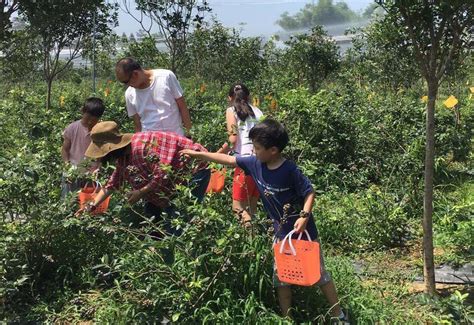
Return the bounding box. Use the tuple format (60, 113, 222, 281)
(116, 0, 374, 38)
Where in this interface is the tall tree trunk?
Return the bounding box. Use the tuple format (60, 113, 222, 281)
(423, 81, 437, 295)
(46, 77, 53, 110)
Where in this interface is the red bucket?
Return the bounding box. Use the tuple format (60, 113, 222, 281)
(206, 168, 226, 193)
(78, 182, 110, 215)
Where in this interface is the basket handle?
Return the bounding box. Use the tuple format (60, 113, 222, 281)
(288, 229, 312, 253)
(296, 229, 312, 241)
(279, 229, 312, 256)
(279, 230, 297, 256)
(82, 180, 102, 191)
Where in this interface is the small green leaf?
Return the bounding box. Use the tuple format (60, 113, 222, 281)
(172, 313, 181, 322)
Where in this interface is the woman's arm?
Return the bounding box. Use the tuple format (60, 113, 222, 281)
(75, 187, 113, 215)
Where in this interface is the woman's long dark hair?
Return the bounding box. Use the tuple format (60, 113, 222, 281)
(100, 146, 128, 165)
(228, 83, 255, 122)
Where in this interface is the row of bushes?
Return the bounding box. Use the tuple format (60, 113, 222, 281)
(0, 46, 472, 321)
(1, 71, 472, 244)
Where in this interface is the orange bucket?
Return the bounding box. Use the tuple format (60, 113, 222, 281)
(206, 168, 226, 193)
(273, 230, 321, 286)
(78, 182, 110, 215)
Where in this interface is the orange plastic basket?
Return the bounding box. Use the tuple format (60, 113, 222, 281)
(206, 168, 226, 193)
(78, 182, 110, 215)
(273, 230, 321, 286)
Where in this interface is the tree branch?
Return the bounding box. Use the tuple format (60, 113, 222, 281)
(399, 5, 429, 79)
(425, 0, 437, 75)
(55, 36, 82, 77)
(120, 0, 154, 35)
(436, 16, 471, 82)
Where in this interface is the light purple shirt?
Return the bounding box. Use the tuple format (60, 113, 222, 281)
(63, 120, 91, 166)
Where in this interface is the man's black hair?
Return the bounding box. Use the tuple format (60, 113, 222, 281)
(248, 118, 289, 152)
(82, 97, 105, 118)
(116, 57, 142, 75)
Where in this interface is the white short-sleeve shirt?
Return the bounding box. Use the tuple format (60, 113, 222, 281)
(227, 105, 263, 157)
(125, 69, 184, 135)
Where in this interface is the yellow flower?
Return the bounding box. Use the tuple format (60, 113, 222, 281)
(104, 88, 110, 97)
(470, 87, 474, 94)
(59, 96, 65, 108)
(252, 97, 260, 107)
(264, 94, 273, 101)
(421, 95, 428, 103)
(443, 95, 458, 109)
(199, 83, 206, 94)
(270, 98, 278, 110)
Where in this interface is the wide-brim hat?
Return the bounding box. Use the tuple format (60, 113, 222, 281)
(85, 121, 133, 158)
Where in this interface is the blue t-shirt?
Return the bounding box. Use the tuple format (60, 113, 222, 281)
(236, 156, 318, 240)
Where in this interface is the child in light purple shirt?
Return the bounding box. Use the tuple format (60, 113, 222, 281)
(61, 97, 105, 197)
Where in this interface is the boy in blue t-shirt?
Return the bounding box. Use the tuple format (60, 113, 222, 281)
(181, 119, 347, 322)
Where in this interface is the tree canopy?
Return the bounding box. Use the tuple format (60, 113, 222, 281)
(277, 0, 358, 31)
(18, 0, 117, 108)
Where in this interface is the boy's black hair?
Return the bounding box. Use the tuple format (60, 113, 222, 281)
(248, 118, 289, 152)
(116, 57, 142, 75)
(82, 97, 105, 118)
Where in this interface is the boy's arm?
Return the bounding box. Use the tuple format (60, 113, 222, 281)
(293, 191, 315, 233)
(302, 191, 315, 215)
(180, 149, 237, 167)
(61, 138, 72, 163)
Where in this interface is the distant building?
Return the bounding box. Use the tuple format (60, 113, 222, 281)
(273, 20, 368, 54)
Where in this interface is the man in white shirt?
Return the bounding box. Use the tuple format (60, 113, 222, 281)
(115, 58, 192, 136)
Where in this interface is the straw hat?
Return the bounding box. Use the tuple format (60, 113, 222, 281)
(85, 121, 133, 158)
